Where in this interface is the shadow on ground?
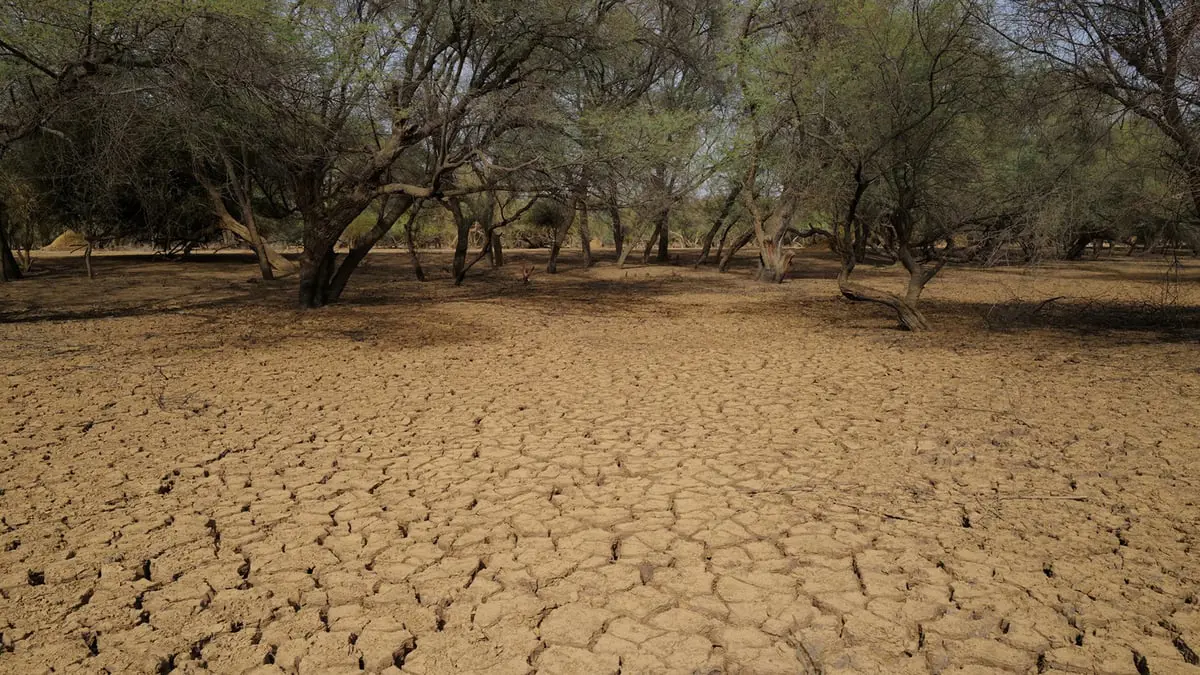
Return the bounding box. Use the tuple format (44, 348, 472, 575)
(4, 247, 1198, 344)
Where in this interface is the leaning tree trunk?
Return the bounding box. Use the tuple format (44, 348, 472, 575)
(617, 224, 638, 268)
(201, 174, 295, 279)
(837, 268, 930, 331)
(827, 162, 937, 329)
(616, 244, 633, 268)
(327, 196, 411, 303)
(241, 204, 274, 281)
(836, 242, 943, 332)
(696, 184, 742, 267)
(455, 230, 497, 286)
(713, 216, 738, 265)
(1064, 234, 1091, 260)
(718, 229, 755, 272)
(213, 216, 296, 277)
(642, 209, 669, 263)
(642, 226, 660, 263)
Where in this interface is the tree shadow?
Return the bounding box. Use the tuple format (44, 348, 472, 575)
(0, 292, 257, 324)
(970, 297, 1200, 344)
(8, 248, 1198, 345)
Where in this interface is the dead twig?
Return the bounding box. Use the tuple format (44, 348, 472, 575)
(992, 494, 1089, 502)
(829, 499, 927, 524)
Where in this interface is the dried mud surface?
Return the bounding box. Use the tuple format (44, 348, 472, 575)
(2, 250, 1199, 675)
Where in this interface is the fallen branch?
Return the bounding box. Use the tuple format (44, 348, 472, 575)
(1031, 296, 1068, 315)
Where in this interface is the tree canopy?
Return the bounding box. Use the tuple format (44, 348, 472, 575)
(2, 0, 1195, 325)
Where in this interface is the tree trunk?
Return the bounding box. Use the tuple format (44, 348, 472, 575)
(617, 223, 636, 268)
(298, 240, 339, 308)
(327, 196, 411, 303)
(16, 244, 32, 273)
(547, 238, 564, 273)
(1064, 234, 1091, 260)
(656, 212, 669, 263)
(754, 240, 794, 283)
(609, 207, 624, 261)
(458, 195, 534, 282)
(201, 165, 293, 280)
(297, 249, 325, 308)
(713, 216, 738, 264)
(241, 200, 274, 281)
(827, 163, 937, 329)
(452, 221, 471, 283)
(642, 223, 661, 263)
(212, 215, 295, 277)
(456, 231, 495, 286)
(0, 207, 21, 282)
(837, 267, 930, 331)
(718, 229, 755, 272)
(579, 200, 593, 268)
(84, 241, 95, 280)
(643, 208, 669, 264)
(616, 243, 633, 268)
(297, 188, 382, 306)
(546, 199, 578, 274)
(404, 207, 426, 281)
(696, 184, 742, 267)
(490, 231, 503, 267)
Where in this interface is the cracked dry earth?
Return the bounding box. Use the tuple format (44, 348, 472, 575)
(1, 251, 1200, 675)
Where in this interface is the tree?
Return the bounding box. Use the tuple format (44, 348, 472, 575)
(795, 0, 1003, 329)
(1001, 0, 1200, 228)
(161, 7, 306, 279)
(276, 0, 619, 307)
(0, 0, 256, 279)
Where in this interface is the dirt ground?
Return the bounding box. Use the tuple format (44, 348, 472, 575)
(1, 248, 1199, 675)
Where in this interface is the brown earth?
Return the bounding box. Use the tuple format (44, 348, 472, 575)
(1, 248, 1199, 675)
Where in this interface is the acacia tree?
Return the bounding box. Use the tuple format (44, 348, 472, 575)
(1001, 0, 1200, 229)
(537, 0, 729, 273)
(971, 78, 1192, 263)
(0, 0, 239, 279)
(161, 7, 304, 280)
(443, 187, 538, 285)
(723, 0, 827, 282)
(275, 0, 618, 307)
(791, 0, 1002, 330)
(0, 0, 295, 281)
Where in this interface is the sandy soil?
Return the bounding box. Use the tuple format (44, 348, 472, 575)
(1, 248, 1199, 675)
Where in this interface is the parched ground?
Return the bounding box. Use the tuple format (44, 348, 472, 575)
(1, 248, 1199, 675)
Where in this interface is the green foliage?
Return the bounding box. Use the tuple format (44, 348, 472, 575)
(1, 0, 1197, 278)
